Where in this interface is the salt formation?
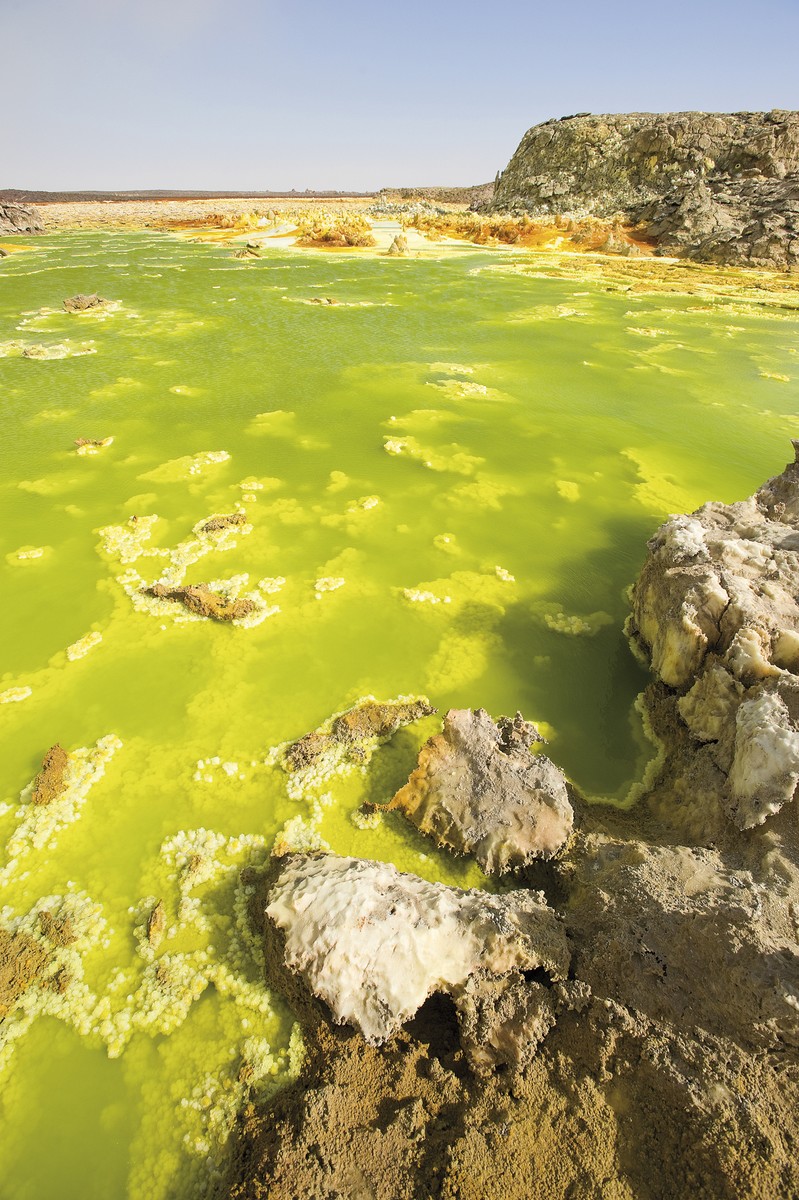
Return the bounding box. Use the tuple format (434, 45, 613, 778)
(0, 816, 300, 1189)
(66, 631, 102, 660)
(383, 434, 484, 476)
(629, 439, 799, 827)
(97, 508, 279, 628)
(277, 696, 431, 777)
(0, 736, 122, 885)
(381, 708, 574, 873)
(265, 853, 569, 1052)
(75, 436, 113, 455)
(0, 340, 96, 360)
(138, 449, 230, 483)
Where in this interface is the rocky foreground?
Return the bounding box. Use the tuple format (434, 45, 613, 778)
(220, 444, 799, 1200)
(491, 111, 799, 270)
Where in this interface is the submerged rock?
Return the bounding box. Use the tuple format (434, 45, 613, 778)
(31, 744, 69, 807)
(265, 852, 569, 1052)
(283, 698, 436, 773)
(381, 708, 573, 873)
(629, 439, 799, 827)
(63, 293, 109, 312)
(142, 583, 255, 622)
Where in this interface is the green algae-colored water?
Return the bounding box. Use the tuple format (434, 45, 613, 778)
(1, 230, 798, 1198)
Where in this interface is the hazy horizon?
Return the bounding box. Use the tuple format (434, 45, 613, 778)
(3, 0, 798, 191)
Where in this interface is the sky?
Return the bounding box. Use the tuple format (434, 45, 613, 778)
(2, 0, 798, 191)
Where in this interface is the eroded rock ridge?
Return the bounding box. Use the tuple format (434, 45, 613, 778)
(492, 111, 799, 269)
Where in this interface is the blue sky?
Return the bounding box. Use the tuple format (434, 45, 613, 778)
(3, 0, 798, 190)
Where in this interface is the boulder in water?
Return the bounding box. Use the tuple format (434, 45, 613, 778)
(379, 708, 574, 873)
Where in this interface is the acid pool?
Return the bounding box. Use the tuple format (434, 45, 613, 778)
(1, 231, 797, 1199)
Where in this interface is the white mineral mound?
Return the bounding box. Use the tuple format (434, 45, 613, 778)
(266, 852, 569, 1044)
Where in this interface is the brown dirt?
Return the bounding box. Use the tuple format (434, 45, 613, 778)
(143, 583, 255, 622)
(283, 699, 435, 772)
(38, 909, 76, 948)
(0, 929, 50, 1020)
(31, 744, 69, 806)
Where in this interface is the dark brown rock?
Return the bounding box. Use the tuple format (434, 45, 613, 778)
(146, 900, 166, 948)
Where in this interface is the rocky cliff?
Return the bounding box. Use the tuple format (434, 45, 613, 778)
(0, 202, 42, 235)
(493, 111, 799, 269)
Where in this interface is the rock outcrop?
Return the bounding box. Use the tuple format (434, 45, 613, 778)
(636, 173, 799, 270)
(265, 853, 569, 1058)
(492, 111, 799, 269)
(379, 707, 574, 872)
(0, 202, 42, 234)
(629, 440, 799, 828)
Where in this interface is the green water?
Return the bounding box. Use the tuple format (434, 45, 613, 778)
(1, 231, 797, 1199)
